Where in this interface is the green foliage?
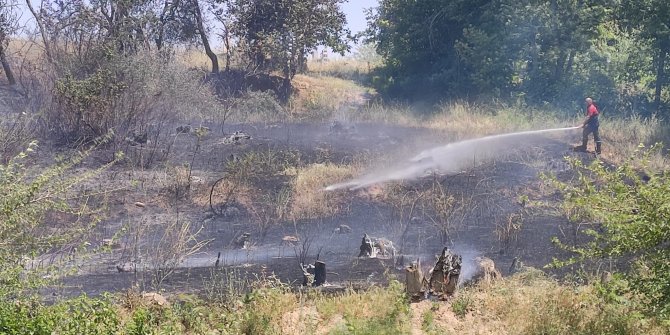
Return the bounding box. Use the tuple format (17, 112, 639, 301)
(225, 0, 350, 82)
(367, 0, 667, 114)
(546, 144, 670, 317)
(620, 0, 670, 111)
(326, 280, 411, 335)
(54, 69, 127, 139)
(421, 306, 443, 335)
(49, 51, 219, 148)
(0, 140, 117, 299)
(232, 90, 286, 122)
(451, 291, 474, 318)
(0, 295, 119, 335)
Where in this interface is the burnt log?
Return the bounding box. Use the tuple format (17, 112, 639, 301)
(301, 263, 315, 286)
(358, 234, 397, 259)
(358, 234, 374, 257)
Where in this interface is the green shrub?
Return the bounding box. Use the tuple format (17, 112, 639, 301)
(0, 295, 119, 335)
(0, 141, 117, 299)
(546, 144, 670, 317)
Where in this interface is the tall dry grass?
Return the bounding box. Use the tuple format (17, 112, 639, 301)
(464, 270, 667, 334)
(289, 163, 360, 220)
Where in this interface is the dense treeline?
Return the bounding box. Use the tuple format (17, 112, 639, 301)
(365, 0, 670, 115)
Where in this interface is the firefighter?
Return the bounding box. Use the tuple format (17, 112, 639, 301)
(575, 97, 601, 154)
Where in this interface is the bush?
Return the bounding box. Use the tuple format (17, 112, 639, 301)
(43, 51, 219, 166)
(231, 89, 285, 123)
(0, 295, 119, 335)
(546, 144, 670, 317)
(0, 141, 116, 299)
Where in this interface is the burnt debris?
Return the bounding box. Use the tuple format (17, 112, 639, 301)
(224, 131, 252, 144)
(358, 234, 396, 259)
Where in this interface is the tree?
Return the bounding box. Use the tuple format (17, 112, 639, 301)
(365, 0, 502, 98)
(0, 0, 18, 85)
(208, 0, 234, 71)
(191, 0, 219, 73)
(25, 0, 212, 66)
(620, 0, 670, 113)
(366, 0, 622, 109)
(225, 0, 350, 94)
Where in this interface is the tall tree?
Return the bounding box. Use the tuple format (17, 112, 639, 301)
(365, 0, 502, 98)
(621, 0, 670, 112)
(225, 0, 350, 93)
(367, 0, 619, 106)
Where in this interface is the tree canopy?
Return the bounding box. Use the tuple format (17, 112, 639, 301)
(366, 0, 670, 115)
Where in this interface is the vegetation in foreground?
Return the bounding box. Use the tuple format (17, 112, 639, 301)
(0, 270, 667, 335)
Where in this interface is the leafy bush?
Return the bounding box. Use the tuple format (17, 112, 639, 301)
(546, 144, 670, 317)
(0, 141, 117, 299)
(0, 295, 119, 335)
(45, 51, 219, 166)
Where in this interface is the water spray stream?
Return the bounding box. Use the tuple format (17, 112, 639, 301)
(325, 126, 579, 191)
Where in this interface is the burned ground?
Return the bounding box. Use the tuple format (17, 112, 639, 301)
(42, 120, 593, 298)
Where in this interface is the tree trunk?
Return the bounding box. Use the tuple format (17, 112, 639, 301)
(0, 46, 15, 85)
(223, 26, 231, 72)
(565, 49, 576, 76)
(428, 248, 462, 299)
(654, 43, 668, 113)
(193, 0, 218, 73)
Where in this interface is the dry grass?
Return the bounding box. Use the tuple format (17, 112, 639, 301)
(289, 163, 359, 220)
(7, 271, 666, 334)
(463, 270, 668, 335)
(175, 48, 213, 71)
(289, 73, 373, 121)
(408, 269, 668, 335)
(600, 114, 670, 169)
(352, 101, 568, 135)
(347, 100, 669, 168)
(307, 58, 376, 77)
(7, 39, 44, 63)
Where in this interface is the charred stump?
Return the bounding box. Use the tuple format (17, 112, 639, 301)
(313, 261, 326, 287)
(429, 248, 462, 298)
(358, 234, 374, 257)
(405, 260, 426, 300)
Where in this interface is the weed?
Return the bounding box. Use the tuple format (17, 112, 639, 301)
(451, 291, 474, 318)
(495, 212, 524, 250)
(421, 308, 439, 334)
(202, 267, 251, 307)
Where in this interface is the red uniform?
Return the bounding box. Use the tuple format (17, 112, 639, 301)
(581, 101, 601, 154)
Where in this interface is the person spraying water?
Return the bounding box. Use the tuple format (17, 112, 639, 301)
(325, 126, 580, 191)
(573, 97, 602, 155)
